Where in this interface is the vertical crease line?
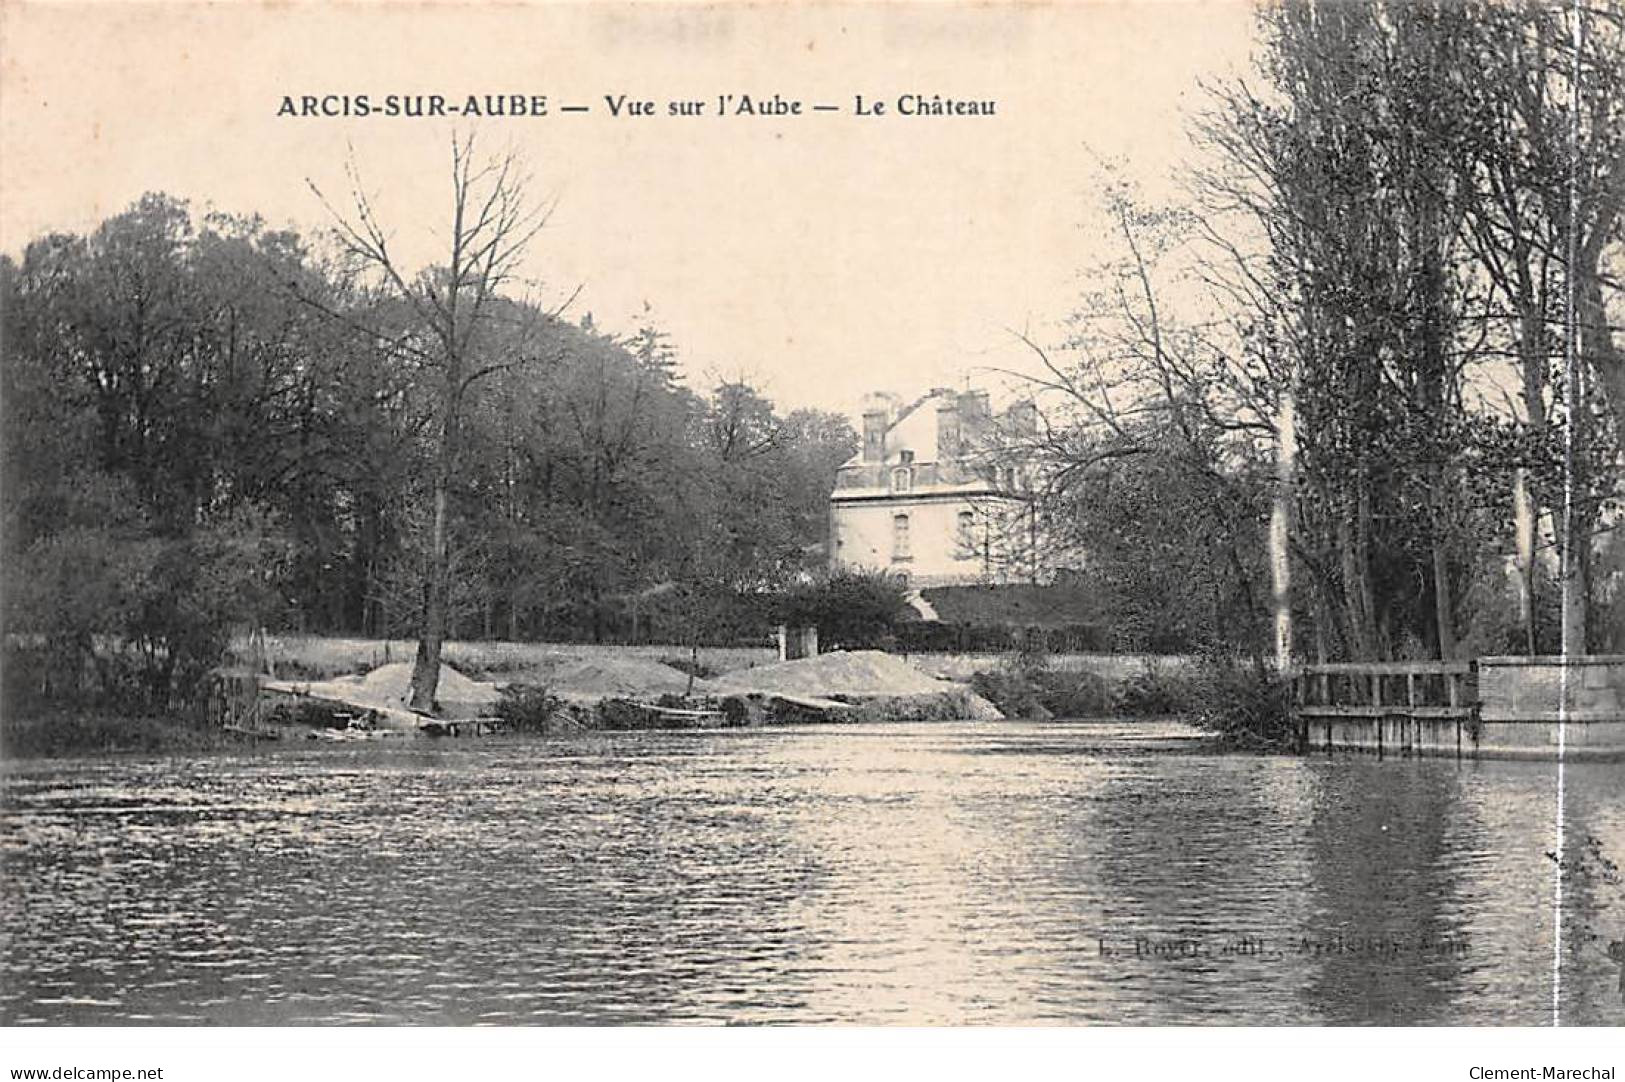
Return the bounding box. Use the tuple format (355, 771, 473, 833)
(1553, 0, 1583, 1029)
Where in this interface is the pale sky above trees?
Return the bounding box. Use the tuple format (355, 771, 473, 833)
(0, 1, 1257, 418)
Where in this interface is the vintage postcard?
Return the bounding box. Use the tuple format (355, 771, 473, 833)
(1, 0, 1622, 1072)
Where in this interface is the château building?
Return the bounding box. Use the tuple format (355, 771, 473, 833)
(829, 387, 1041, 586)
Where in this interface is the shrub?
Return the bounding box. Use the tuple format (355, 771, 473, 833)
(0, 711, 231, 759)
(1111, 661, 1196, 716)
(971, 665, 1054, 720)
(968, 655, 1201, 719)
(1038, 668, 1117, 716)
(770, 569, 911, 650)
(970, 644, 1060, 719)
(495, 684, 568, 732)
(718, 694, 767, 727)
(834, 690, 984, 722)
(3, 507, 286, 716)
(1181, 656, 1297, 750)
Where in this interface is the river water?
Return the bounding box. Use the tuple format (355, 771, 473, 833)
(2, 720, 1621, 1025)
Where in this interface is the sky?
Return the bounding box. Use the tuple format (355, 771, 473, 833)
(0, 1, 1260, 420)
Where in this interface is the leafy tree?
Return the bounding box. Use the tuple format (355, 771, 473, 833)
(1026, 0, 1621, 664)
(0, 181, 892, 727)
(772, 570, 911, 650)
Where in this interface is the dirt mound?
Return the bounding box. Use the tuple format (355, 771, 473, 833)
(357, 662, 496, 704)
(713, 650, 959, 698)
(266, 661, 501, 721)
(544, 657, 709, 700)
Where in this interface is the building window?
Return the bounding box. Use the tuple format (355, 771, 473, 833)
(956, 510, 975, 552)
(891, 466, 912, 493)
(892, 513, 911, 561)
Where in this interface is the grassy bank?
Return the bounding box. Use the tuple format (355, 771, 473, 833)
(236, 634, 777, 683)
(2, 711, 238, 760)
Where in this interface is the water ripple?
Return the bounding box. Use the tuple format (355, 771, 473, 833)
(2, 721, 1621, 1024)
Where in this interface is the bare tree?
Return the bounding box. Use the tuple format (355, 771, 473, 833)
(309, 135, 548, 711)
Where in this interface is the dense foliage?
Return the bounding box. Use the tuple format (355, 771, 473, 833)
(1029, 0, 1624, 664)
(770, 569, 912, 650)
(0, 196, 856, 711)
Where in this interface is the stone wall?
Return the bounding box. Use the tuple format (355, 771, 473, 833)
(1477, 655, 1625, 723)
(1309, 656, 1625, 761)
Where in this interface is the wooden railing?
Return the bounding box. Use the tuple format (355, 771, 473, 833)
(1293, 660, 1477, 721)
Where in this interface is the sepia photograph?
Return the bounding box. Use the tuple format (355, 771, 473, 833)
(0, 0, 1622, 1067)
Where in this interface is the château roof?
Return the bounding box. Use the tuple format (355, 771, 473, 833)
(837, 389, 957, 471)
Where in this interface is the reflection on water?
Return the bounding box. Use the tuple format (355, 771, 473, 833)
(1, 721, 1620, 1025)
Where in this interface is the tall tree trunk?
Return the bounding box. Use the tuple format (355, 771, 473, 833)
(1516, 296, 1549, 655)
(1577, 164, 1625, 433)
(1429, 497, 1458, 660)
(1418, 205, 1457, 661)
(409, 390, 459, 712)
(1513, 467, 1537, 655)
(1337, 474, 1377, 660)
(1560, 509, 1590, 656)
(1270, 391, 1295, 671)
(409, 468, 451, 712)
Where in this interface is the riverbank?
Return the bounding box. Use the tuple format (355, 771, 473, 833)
(1, 711, 240, 759)
(232, 633, 1192, 687)
(283, 649, 1005, 737)
(242, 634, 1195, 722)
(3, 638, 1193, 758)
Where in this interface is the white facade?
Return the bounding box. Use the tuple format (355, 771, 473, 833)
(829, 387, 1039, 586)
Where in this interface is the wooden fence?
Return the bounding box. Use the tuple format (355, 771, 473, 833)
(1292, 660, 1478, 756)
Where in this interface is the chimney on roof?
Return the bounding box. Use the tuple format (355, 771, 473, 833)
(1007, 400, 1038, 437)
(862, 396, 891, 463)
(957, 390, 991, 449)
(935, 389, 961, 462)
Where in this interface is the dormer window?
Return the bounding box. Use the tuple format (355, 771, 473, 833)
(891, 466, 913, 493)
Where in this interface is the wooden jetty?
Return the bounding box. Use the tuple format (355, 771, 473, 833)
(1293, 660, 1476, 758)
